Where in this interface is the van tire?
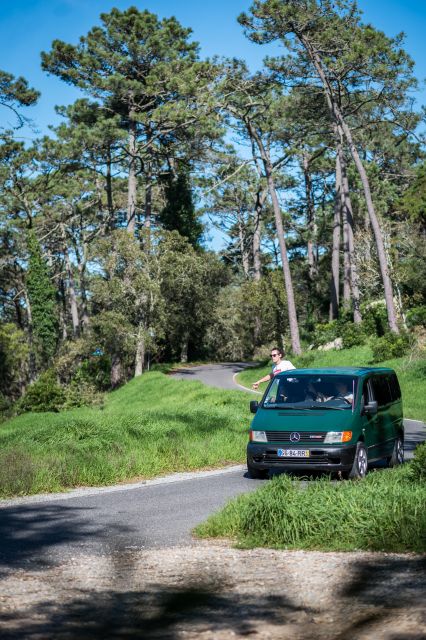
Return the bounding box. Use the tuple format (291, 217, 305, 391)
(247, 461, 268, 480)
(346, 442, 368, 480)
(388, 436, 404, 467)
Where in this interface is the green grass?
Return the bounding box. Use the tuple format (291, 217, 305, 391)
(195, 463, 426, 553)
(237, 345, 426, 421)
(0, 372, 251, 498)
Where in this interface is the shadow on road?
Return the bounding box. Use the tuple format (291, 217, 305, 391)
(0, 552, 424, 639)
(0, 503, 135, 576)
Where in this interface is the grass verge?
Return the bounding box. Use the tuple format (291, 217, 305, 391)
(195, 450, 426, 553)
(236, 345, 426, 421)
(0, 372, 250, 498)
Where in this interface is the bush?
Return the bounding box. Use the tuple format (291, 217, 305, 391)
(370, 332, 411, 362)
(63, 379, 104, 409)
(361, 301, 388, 337)
(313, 320, 367, 349)
(18, 370, 66, 413)
(409, 442, 426, 481)
(313, 321, 339, 346)
(406, 306, 426, 328)
(340, 322, 368, 348)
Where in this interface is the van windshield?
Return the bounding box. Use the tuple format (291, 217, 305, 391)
(263, 374, 357, 410)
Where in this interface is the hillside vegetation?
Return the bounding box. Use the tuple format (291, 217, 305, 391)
(0, 373, 250, 498)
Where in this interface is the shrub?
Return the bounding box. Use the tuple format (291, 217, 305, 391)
(313, 321, 339, 346)
(63, 379, 104, 409)
(370, 332, 411, 362)
(406, 306, 426, 328)
(409, 442, 426, 481)
(361, 301, 388, 337)
(18, 370, 66, 413)
(340, 322, 368, 348)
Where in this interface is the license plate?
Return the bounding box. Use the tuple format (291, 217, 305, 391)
(277, 449, 310, 458)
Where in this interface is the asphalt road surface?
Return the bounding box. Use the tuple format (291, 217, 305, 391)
(0, 363, 424, 572)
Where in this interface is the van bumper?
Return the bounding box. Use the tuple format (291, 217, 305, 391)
(247, 442, 357, 472)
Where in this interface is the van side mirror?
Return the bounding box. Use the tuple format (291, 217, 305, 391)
(363, 400, 378, 415)
(250, 400, 259, 414)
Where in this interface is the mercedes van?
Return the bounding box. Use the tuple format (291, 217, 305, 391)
(247, 367, 404, 479)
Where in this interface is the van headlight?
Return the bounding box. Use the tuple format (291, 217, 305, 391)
(324, 431, 352, 444)
(250, 430, 268, 442)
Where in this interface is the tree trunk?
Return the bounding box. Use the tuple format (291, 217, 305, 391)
(264, 170, 301, 354)
(134, 325, 145, 377)
(106, 146, 114, 228)
(247, 124, 301, 354)
(252, 188, 265, 282)
(330, 152, 341, 321)
(110, 354, 122, 388)
(238, 210, 250, 278)
(63, 239, 80, 337)
(302, 153, 318, 281)
(338, 145, 362, 323)
(127, 109, 137, 235)
(76, 244, 90, 329)
(180, 332, 190, 363)
(300, 34, 399, 334)
(58, 278, 68, 341)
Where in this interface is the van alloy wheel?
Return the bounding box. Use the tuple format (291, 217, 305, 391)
(347, 442, 368, 480)
(388, 436, 404, 467)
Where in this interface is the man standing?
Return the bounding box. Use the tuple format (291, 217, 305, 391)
(252, 347, 295, 390)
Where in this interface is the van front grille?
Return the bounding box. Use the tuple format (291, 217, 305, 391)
(265, 431, 326, 443)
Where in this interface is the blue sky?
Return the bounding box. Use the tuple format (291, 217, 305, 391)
(0, 0, 425, 137)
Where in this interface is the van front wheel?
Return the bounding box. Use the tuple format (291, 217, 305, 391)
(346, 442, 368, 480)
(388, 436, 404, 467)
(247, 460, 269, 480)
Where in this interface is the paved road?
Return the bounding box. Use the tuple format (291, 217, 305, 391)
(0, 466, 257, 573)
(169, 362, 257, 390)
(0, 363, 424, 572)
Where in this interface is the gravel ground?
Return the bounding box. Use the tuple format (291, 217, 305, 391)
(1, 541, 425, 639)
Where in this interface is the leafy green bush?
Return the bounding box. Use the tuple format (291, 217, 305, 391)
(409, 442, 426, 481)
(313, 320, 367, 349)
(63, 379, 104, 409)
(361, 301, 388, 337)
(406, 306, 426, 328)
(340, 322, 368, 348)
(313, 321, 339, 346)
(370, 332, 411, 362)
(18, 370, 66, 413)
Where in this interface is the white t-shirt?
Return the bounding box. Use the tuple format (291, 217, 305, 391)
(272, 360, 295, 376)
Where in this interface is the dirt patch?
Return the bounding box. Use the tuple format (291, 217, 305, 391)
(0, 541, 425, 639)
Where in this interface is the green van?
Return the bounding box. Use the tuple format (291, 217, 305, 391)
(247, 367, 404, 479)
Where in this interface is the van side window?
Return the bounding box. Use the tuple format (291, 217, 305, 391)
(371, 376, 392, 407)
(389, 373, 401, 401)
(362, 380, 371, 406)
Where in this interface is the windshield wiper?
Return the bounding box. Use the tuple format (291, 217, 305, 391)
(305, 405, 348, 411)
(265, 404, 348, 411)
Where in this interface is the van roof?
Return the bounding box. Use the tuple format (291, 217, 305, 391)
(279, 366, 395, 377)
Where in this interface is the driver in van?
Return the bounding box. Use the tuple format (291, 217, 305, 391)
(333, 381, 354, 403)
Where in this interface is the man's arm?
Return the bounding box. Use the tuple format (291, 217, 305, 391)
(252, 373, 272, 390)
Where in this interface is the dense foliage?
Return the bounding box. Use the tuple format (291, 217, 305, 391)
(0, 2, 425, 410)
